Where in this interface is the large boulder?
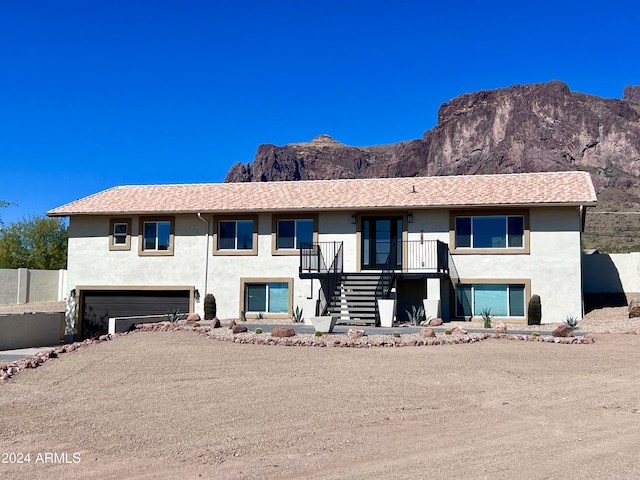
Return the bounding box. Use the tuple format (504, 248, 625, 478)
(232, 325, 248, 334)
(428, 318, 443, 326)
(347, 329, 365, 339)
(272, 327, 295, 338)
(552, 324, 573, 337)
(629, 299, 640, 318)
(420, 328, 436, 338)
(494, 321, 507, 334)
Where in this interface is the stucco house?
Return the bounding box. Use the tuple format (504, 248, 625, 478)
(48, 171, 596, 339)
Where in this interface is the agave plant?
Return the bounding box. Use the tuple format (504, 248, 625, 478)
(405, 305, 426, 326)
(166, 308, 182, 323)
(291, 305, 304, 323)
(564, 315, 579, 329)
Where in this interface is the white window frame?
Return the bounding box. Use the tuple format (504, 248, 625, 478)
(109, 218, 131, 251)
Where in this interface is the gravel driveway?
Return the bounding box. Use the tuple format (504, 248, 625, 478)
(2, 319, 640, 479)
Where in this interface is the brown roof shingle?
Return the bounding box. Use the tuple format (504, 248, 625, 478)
(47, 171, 597, 217)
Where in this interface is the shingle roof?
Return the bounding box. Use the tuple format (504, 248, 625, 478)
(47, 171, 597, 217)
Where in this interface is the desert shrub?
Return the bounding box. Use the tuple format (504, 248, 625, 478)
(239, 310, 246, 322)
(392, 331, 401, 338)
(405, 305, 426, 326)
(528, 295, 542, 325)
(481, 308, 493, 329)
(204, 294, 217, 320)
(255, 328, 263, 334)
(564, 315, 579, 329)
(445, 329, 452, 335)
(166, 309, 181, 323)
(314, 331, 323, 337)
(193, 322, 201, 328)
(532, 331, 541, 337)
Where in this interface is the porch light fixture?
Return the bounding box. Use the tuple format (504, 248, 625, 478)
(407, 214, 413, 223)
(70, 289, 76, 299)
(194, 289, 200, 302)
(351, 215, 356, 224)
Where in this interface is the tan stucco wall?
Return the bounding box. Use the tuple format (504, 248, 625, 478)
(0, 312, 64, 349)
(0, 268, 67, 304)
(0, 269, 20, 304)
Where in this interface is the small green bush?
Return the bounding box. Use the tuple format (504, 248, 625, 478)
(315, 331, 323, 337)
(532, 331, 541, 337)
(255, 328, 263, 334)
(444, 329, 452, 335)
(392, 331, 401, 338)
(193, 322, 201, 328)
(239, 310, 246, 322)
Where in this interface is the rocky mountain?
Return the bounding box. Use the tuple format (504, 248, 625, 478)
(225, 81, 640, 252)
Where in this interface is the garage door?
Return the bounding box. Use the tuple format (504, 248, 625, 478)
(81, 290, 190, 339)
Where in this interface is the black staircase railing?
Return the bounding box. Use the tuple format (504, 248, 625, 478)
(299, 240, 451, 324)
(301, 242, 343, 316)
(447, 247, 460, 285)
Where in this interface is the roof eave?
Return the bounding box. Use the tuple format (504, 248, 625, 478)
(47, 200, 598, 217)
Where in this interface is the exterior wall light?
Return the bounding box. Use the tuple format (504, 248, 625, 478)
(351, 215, 356, 224)
(407, 214, 413, 223)
(194, 289, 200, 302)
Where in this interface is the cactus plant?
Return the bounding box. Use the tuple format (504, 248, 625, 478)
(528, 294, 542, 325)
(204, 293, 217, 320)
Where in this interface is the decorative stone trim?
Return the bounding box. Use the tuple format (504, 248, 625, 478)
(0, 324, 596, 382)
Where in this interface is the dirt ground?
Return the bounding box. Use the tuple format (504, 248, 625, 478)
(2, 315, 640, 480)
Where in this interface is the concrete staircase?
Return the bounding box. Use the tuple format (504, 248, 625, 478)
(326, 273, 382, 326)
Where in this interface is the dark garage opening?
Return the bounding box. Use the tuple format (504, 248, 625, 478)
(80, 290, 190, 339)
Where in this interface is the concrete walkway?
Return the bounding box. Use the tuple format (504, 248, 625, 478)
(0, 346, 59, 363)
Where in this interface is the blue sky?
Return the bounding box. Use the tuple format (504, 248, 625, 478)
(1, 0, 638, 225)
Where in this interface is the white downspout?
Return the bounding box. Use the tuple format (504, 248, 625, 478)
(197, 213, 210, 298)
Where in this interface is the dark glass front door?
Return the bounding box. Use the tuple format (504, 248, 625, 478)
(362, 217, 402, 269)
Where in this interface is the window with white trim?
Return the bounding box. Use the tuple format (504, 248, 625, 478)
(113, 222, 128, 246)
(455, 215, 524, 249)
(456, 284, 526, 317)
(109, 218, 131, 251)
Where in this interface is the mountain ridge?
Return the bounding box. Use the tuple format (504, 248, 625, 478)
(225, 81, 640, 252)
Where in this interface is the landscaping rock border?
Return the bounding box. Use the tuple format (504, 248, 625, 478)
(0, 323, 596, 383)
